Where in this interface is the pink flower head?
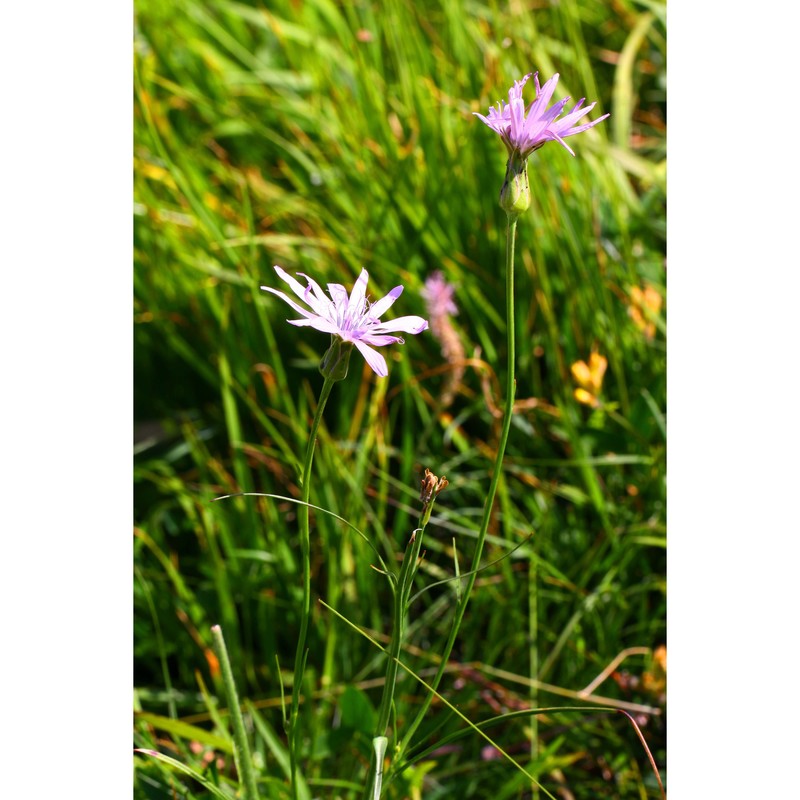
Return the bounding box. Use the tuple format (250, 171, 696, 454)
(262, 265, 428, 378)
(421, 271, 464, 408)
(421, 271, 458, 318)
(474, 72, 609, 158)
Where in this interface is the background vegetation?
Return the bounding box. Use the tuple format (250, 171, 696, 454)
(133, 0, 666, 797)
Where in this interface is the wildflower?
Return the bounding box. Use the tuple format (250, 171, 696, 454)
(421, 271, 458, 319)
(262, 265, 428, 379)
(475, 71, 609, 159)
(421, 272, 465, 407)
(628, 284, 662, 340)
(476, 71, 607, 216)
(571, 352, 608, 407)
(641, 645, 667, 705)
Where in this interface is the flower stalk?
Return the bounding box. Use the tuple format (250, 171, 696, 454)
(286, 369, 337, 798)
(261, 266, 429, 799)
(363, 470, 448, 800)
(385, 70, 611, 777)
(394, 213, 519, 770)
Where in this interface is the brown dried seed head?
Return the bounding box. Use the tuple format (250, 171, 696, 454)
(420, 469, 449, 506)
(420, 468, 438, 505)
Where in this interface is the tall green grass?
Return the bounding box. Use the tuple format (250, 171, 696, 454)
(134, 0, 666, 797)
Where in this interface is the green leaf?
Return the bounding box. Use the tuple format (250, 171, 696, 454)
(134, 712, 234, 753)
(338, 685, 377, 735)
(134, 749, 232, 799)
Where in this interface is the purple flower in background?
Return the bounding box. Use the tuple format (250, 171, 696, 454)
(421, 271, 464, 408)
(475, 72, 609, 158)
(421, 271, 458, 319)
(262, 266, 428, 378)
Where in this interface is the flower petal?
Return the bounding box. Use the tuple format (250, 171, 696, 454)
(508, 72, 532, 102)
(370, 315, 429, 335)
(273, 266, 315, 308)
(347, 270, 369, 317)
(296, 272, 335, 317)
(354, 340, 388, 377)
(286, 317, 341, 334)
(539, 95, 570, 126)
(550, 101, 596, 133)
(559, 112, 610, 138)
(527, 73, 559, 122)
(360, 333, 404, 346)
(473, 111, 508, 136)
(543, 129, 576, 157)
(261, 286, 324, 322)
(508, 96, 527, 148)
(368, 285, 403, 319)
(327, 283, 349, 308)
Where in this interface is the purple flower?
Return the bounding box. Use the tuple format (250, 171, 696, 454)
(421, 271, 458, 319)
(262, 265, 428, 378)
(475, 72, 609, 158)
(421, 271, 464, 408)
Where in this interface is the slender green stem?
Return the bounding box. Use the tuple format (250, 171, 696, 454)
(362, 524, 425, 800)
(288, 372, 337, 799)
(394, 214, 519, 765)
(529, 556, 539, 800)
(377, 529, 424, 733)
(211, 624, 261, 800)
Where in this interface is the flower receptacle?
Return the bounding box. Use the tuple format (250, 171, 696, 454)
(499, 153, 531, 218)
(319, 338, 354, 381)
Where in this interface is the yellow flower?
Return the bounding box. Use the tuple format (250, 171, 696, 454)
(628, 284, 662, 340)
(571, 352, 607, 407)
(642, 645, 667, 702)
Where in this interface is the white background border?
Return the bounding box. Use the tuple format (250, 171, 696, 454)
(1, 2, 131, 795)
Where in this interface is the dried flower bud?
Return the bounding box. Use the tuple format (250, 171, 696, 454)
(420, 468, 448, 506)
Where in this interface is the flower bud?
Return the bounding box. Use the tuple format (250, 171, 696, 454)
(499, 152, 531, 218)
(419, 467, 448, 527)
(319, 337, 353, 381)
